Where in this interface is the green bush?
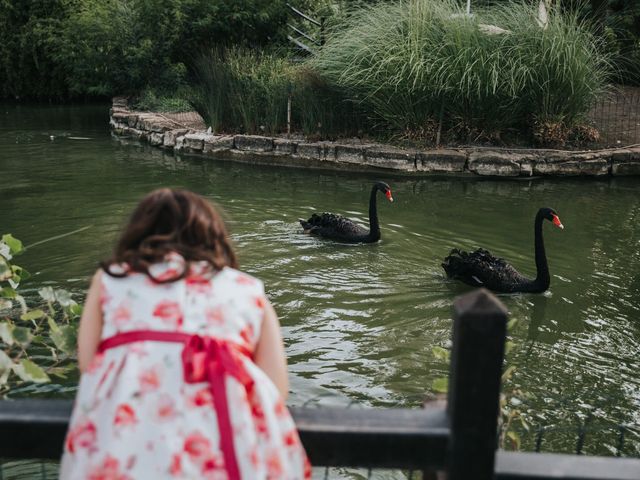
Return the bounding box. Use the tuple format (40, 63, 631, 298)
(0, 0, 291, 100)
(605, 1, 640, 85)
(311, 0, 611, 142)
(0, 0, 69, 100)
(133, 88, 194, 113)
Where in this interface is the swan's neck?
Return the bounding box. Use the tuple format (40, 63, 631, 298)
(367, 186, 381, 241)
(533, 212, 550, 290)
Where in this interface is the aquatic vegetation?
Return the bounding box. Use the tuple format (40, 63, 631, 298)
(0, 235, 80, 396)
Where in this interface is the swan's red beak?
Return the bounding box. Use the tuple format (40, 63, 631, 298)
(552, 214, 564, 229)
(385, 190, 394, 202)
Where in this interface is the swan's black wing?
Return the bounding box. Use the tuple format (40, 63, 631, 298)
(300, 213, 369, 240)
(442, 248, 527, 293)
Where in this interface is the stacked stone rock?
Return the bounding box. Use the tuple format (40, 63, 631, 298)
(109, 98, 640, 177)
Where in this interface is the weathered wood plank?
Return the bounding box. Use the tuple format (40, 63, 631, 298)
(0, 399, 71, 459)
(0, 399, 450, 468)
(495, 451, 640, 480)
(291, 406, 450, 469)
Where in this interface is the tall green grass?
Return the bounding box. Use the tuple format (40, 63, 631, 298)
(191, 48, 362, 137)
(311, 0, 612, 141)
(191, 48, 293, 134)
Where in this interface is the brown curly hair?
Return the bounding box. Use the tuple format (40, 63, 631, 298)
(101, 188, 238, 281)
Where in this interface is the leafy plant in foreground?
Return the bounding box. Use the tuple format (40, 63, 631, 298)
(0, 234, 80, 396)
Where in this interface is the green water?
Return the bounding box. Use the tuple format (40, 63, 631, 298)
(1, 104, 639, 459)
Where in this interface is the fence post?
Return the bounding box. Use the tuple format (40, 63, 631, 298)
(447, 288, 508, 480)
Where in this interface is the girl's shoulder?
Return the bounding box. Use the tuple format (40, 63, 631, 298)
(217, 267, 264, 292)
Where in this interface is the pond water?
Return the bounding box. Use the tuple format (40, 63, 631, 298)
(1, 104, 639, 464)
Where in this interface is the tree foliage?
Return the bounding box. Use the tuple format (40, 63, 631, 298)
(0, 0, 289, 100)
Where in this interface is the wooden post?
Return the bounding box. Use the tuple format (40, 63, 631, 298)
(448, 289, 508, 480)
(287, 88, 292, 137)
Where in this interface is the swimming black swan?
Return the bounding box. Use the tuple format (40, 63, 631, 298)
(299, 182, 393, 243)
(442, 207, 564, 293)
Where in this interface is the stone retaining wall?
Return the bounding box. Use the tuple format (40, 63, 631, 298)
(110, 98, 640, 177)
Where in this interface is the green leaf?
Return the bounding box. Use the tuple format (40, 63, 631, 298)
(49, 318, 77, 355)
(38, 287, 56, 302)
(0, 350, 12, 385)
(12, 326, 33, 346)
(13, 359, 50, 383)
(0, 257, 11, 282)
(69, 303, 83, 317)
(48, 366, 71, 379)
(432, 346, 450, 362)
(432, 377, 449, 393)
(54, 289, 74, 307)
(502, 365, 516, 383)
(47, 316, 61, 334)
(506, 430, 521, 450)
(0, 287, 17, 299)
(12, 266, 30, 282)
(506, 318, 519, 332)
(0, 322, 14, 345)
(1, 234, 23, 255)
(505, 341, 515, 356)
(20, 309, 45, 321)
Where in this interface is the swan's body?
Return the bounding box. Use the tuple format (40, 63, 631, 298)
(442, 208, 563, 293)
(300, 182, 393, 243)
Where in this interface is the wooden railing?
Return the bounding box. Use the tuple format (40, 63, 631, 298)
(1, 290, 639, 479)
(286, 3, 324, 55)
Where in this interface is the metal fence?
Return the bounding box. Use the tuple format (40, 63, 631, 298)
(589, 86, 640, 148)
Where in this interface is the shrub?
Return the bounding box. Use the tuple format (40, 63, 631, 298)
(0, 0, 292, 100)
(133, 88, 194, 113)
(191, 48, 363, 137)
(311, 0, 611, 142)
(0, 0, 70, 100)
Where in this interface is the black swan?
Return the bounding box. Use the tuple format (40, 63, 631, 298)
(442, 207, 564, 293)
(299, 182, 393, 243)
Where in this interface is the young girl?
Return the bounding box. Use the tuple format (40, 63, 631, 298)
(60, 188, 310, 479)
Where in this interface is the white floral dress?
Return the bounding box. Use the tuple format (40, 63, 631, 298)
(60, 254, 310, 479)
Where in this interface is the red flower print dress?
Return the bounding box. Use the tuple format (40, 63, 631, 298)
(60, 254, 310, 479)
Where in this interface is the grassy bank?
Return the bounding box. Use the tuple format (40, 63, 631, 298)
(190, 48, 363, 138)
(188, 1, 611, 147)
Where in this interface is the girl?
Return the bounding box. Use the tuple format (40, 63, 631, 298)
(60, 188, 310, 479)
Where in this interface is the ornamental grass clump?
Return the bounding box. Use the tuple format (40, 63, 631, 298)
(311, 0, 611, 144)
(191, 48, 363, 138)
(191, 48, 295, 134)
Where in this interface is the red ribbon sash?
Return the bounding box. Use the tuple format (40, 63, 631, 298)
(97, 330, 253, 480)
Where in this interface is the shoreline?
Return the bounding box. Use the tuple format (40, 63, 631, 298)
(109, 98, 640, 178)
